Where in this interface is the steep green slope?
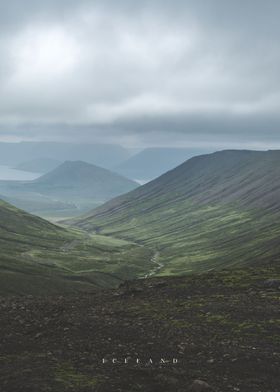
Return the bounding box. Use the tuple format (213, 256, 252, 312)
(0, 199, 153, 295)
(70, 150, 280, 274)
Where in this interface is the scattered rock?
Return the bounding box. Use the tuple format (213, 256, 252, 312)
(123, 288, 144, 296)
(155, 373, 179, 385)
(1, 267, 279, 392)
(153, 282, 167, 288)
(262, 279, 280, 289)
(189, 379, 213, 391)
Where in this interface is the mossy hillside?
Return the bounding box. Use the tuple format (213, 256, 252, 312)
(72, 199, 280, 275)
(71, 150, 280, 275)
(0, 200, 153, 295)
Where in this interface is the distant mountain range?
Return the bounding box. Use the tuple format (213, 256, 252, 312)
(71, 150, 280, 274)
(115, 147, 213, 181)
(0, 142, 213, 183)
(13, 157, 62, 173)
(0, 161, 138, 219)
(0, 142, 130, 169)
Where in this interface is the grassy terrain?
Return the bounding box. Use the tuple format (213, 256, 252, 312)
(3, 150, 280, 293)
(4, 193, 104, 221)
(71, 200, 280, 275)
(0, 190, 81, 219)
(0, 199, 153, 295)
(70, 150, 280, 275)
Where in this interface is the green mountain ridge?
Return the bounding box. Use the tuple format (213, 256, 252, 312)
(70, 150, 280, 274)
(2, 149, 280, 295)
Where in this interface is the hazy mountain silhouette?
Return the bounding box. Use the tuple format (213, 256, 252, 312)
(0, 161, 138, 219)
(14, 157, 61, 173)
(0, 142, 130, 168)
(24, 160, 138, 199)
(115, 147, 213, 181)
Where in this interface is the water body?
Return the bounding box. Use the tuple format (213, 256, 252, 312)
(0, 165, 41, 181)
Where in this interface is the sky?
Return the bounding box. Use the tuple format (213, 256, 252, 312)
(0, 0, 279, 149)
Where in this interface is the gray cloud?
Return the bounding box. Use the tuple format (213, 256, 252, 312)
(0, 0, 279, 148)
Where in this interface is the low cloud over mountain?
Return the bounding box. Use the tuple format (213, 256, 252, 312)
(0, 1, 279, 148)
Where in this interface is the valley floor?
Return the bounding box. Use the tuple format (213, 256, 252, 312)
(0, 265, 279, 392)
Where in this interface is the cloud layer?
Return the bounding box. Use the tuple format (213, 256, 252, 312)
(0, 0, 280, 147)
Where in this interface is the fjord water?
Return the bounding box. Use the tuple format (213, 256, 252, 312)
(0, 165, 41, 181)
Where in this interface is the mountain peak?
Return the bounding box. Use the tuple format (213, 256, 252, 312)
(25, 160, 138, 200)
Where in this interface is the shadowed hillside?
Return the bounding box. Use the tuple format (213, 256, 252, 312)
(0, 199, 153, 295)
(70, 150, 280, 274)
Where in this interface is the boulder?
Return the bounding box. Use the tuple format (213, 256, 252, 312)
(189, 379, 213, 391)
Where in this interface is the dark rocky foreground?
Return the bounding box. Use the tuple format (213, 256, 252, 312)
(0, 266, 279, 392)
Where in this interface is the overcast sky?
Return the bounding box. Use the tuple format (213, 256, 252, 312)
(0, 0, 279, 148)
